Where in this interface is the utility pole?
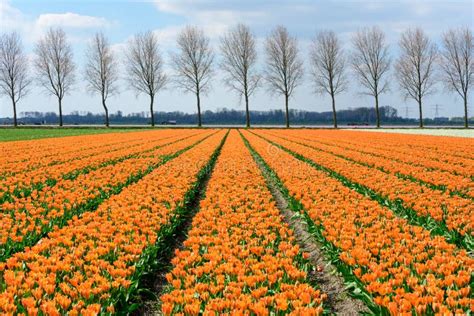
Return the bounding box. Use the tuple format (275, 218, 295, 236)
(402, 106, 411, 119)
(431, 104, 442, 118)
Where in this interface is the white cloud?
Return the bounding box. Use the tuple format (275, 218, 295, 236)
(153, 25, 183, 47)
(153, 0, 266, 39)
(0, 0, 27, 32)
(1, 1, 113, 44)
(36, 12, 111, 29)
(154, 0, 190, 14)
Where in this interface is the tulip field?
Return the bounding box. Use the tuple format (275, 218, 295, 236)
(0, 129, 472, 315)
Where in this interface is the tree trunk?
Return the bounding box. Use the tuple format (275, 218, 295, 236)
(245, 92, 250, 128)
(58, 97, 63, 127)
(102, 97, 109, 127)
(197, 92, 202, 127)
(285, 93, 289, 128)
(418, 98, 423, 128)
(11, 98, 17, 127)
(150, 94, 155, 127)
(464, 95, 468, 128)
(331, 94, 337, 128)
(375, 94, 380, 128)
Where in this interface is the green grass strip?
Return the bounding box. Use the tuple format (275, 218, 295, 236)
(0, 128, 144, 142)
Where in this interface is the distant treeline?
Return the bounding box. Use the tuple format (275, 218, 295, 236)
(2, 106, 471, 126)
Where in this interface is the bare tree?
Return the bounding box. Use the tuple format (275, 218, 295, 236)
(125, 31, 167, 127)
(171, 26, 214, 127)
(264, 26, 304, 128)
(34, 28, 75, 126)
(84, 32, 119, 127)
(351, 26, 391, 128)
(220, 24, 261, 128)
(309, 30, 347, 128)
(439, 27, 473, 128)
(0, 32, 30, 127)
(395, 28, 437, 128)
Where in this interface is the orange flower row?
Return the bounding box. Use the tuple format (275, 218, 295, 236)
(328, 129, 473, 160)
(0, 130, 198, 190)
(1, 132, 144, 172)
(264, 130, 473, 197)
(0, 131, 213, 259)
(243, 130, 473, 315)
(0, 130, 200, 199)
(161, 131, 326, 315)
(279, 129, 473, 176)
(0, 130, 226, 315)
(256, 131, 473, 236)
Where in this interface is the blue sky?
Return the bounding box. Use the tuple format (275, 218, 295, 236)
(1, 0, 473, 119)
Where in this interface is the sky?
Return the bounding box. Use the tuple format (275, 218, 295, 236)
(0, 0, 473, 119)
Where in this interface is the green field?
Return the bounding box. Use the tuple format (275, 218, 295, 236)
(1, 127, 472, 142)
(0, 128, 143, 142)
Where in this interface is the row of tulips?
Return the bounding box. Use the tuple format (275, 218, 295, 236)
(0, 130, 195, 190)
(1, 136, 136, 175)
(314, 130, 474, 165)
(294, 129, 474, 180)
(1, 131, 153, 172)
(315, 130, 473, 177)
(265, 130, 473, 197)
(161, 131, 327, 315)
(242, 130, 473, 315)
(255, 131, 473, 240)
(0, 131, 214, 261)
(0, 130, 227, 315)
(0, 130, 200, 203)
(1, 133, 110, 166)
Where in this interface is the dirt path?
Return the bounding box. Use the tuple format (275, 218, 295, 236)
(251, 149, 368, 315)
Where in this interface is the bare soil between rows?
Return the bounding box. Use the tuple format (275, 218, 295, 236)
(252, 152, 369, 315)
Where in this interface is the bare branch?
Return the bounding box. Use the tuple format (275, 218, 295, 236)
(34, 27, 75, 126)
(171, 25, 214, 126)
(220, 24, 261, 98)
(125, 31, 167, 126)
(0, 32, 30, 125)
(85, 32, 119, 100)
(34, 28, 75, 99)
(125, 31, 167, 97)
(171, 26, 214, 95)
(264, 26, 303, 127)
(395, 27, 437, 127)
(350, 26, 391, 127)
(351, 26, 391, 97)
(220, 23, 260, 127)
(84, 32, 119, 126)
(264, 25, 304, 98)
(395, 27, 437, 103)
(309, 30, 347, 97)
(439, 26, 473, 127)
(309, 30, 346, 127)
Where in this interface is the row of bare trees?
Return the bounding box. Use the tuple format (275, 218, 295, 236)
(1, 25, 473, 127)
(310, 27, 473, 128)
